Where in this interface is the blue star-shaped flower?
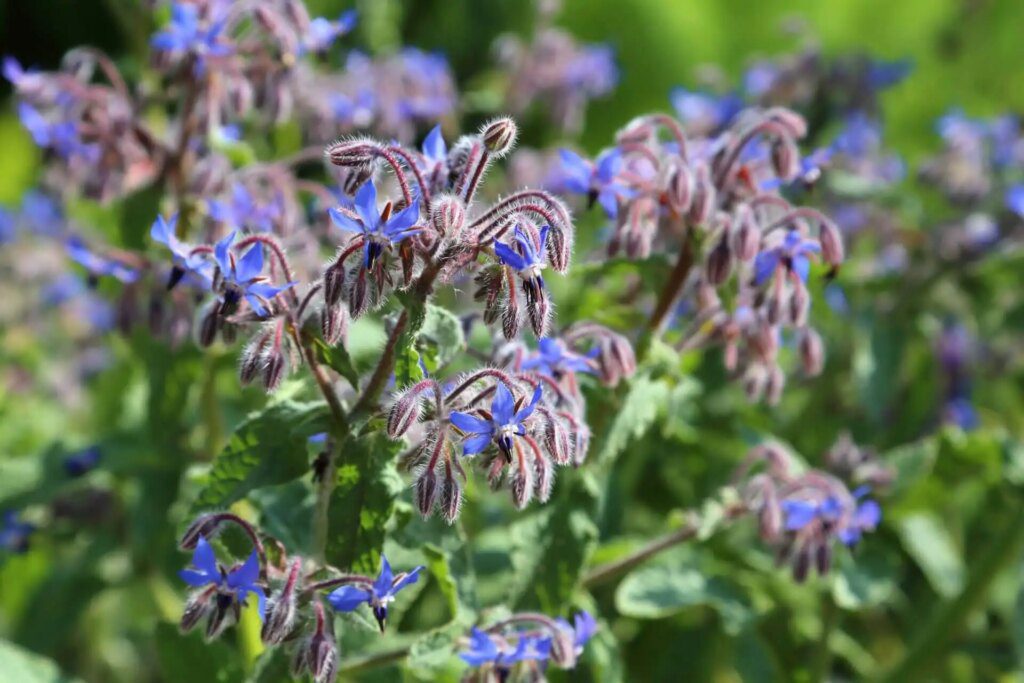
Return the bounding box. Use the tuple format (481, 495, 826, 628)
(449, 383, 542, 460)
(150, 3, 232, 75)
(151, 214, 213, 289)
(327, 554, 424, 632)
(669, 87, 743, 133)
(782, 488, 881, 548)
(753, 230, 821, 285)
(179, 535, 266, 620)
(520, 338, 597, 379)
(459, 628, 552, 668)
(213, 231, 295, 316)
(18, 103, 99, 162)
(303, 10, 357, 54)
(1005, 185, 1024, 218)
(557, 148, 634, 218)
(494, 225, 549, 303)
(66, 237, 139, 283)
(557, 610, 598, 656)
(328, 179, 422, 268)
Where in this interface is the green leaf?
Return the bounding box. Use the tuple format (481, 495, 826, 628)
(154, 623, 244, 683)
(509, 470, 600, 611)
(896, 513, 965, 598)
(392, 303, 464, 387)
(191, 400, 328, 513)
(0, 638, 81, 683)
(597, 374, 671, 465)
(325, 429, 405, 573)
(615, 555, 753, 634)
(315, 338, 362, 391)
(419, 304, 466, 367)
(405, 623, 466, 681)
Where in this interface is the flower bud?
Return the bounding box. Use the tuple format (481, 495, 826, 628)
(818, 219, 845, 266)
(546, 221, 573, 273)
(770, 137, 801, 183)
(798, 328, 824, 377)
(326, 138, 377, 168)
(439, 470, 462, 524)
(348, 269, 369, 318)
(544, 416, 572, 466)
(665, 163, 694, 216)
(415, 467, 438, 517)
(526, 286, 551, 338)
(743, 365, 767, 403)
(387, 389, 424, 438)
(730, 204, 760, 262)
(765, 364, 785, 405)
(321, 304, 348, 346)
(502, 291, 523, 340)
(179, 513, 222, 550)
(766, 108, 808, 140)
(687, 164, 716, 226)
(263, 350, 287, 393)
(759, 488, 783, 541)
(262, 559, 301, 645)
(198, 306, 219, 348)
(533, 453, 554, 503)
(431, 194, 466, 240)
(240, 334, 270, 385)
(704, 237, 733, 286)
(323, 260, 346, 307)
(510, 469, 533, 510)
(205, 594, 238, 641)
(180, 592, 212, 633)
(481, 117, 517, 156)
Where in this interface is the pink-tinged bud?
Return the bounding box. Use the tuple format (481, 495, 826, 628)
(687, 164, 716, 226)
(348, 268, 369, 318)
(239, 333, 271, 385)
(770, 138, 801, 183)
(765, 364, 785, 405)
(818, 219, 844, 266)
(704, 237, 733, 286)
(179, 513, 222, 550)
(323, 260, 346, 307)
(697, 282, 721, 312)
(415, 468, 438, 517)
(526, 287, 551, 338)
(390, 389, 426, 439)
(198, 306, 220, 348)
(544, 417, 572, 465)
(730, 204, 760, 262)
(321, 304, 348, 346)
(616, 117, 654, 145)
(283, 0, 311, 30)
(325, 138, 377, 167)
(263, 351, 287, 393)
(759, 487, 783, 541)
(262, 560, 301, 645)
(510, 468, 534, 510)
(307, 633, 338, 683)
(766, 108, 808, 140)
(502, 291, 523, 340)
(548, 627, 580, 669)
(546, 221, 574, 274)
(798, 328, 825, 377)
(666, 164, 694, 215)
(793, 546, 812, 583)
(205, 598, 237, 641)
(743, 365, 767, 403)
(475, 265, 505, 325)
(481, 117, 518, 156)
(180, 592, 212, 633)
(572, 422, 592, 466)
(533, 453, 554, 503)
(431, 194, 466, 239)
(816, 542, 832, 576)
(439, 471, 462, 524)
(788, 280, 810, 327)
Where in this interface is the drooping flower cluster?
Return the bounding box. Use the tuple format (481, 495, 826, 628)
(176, 512, 422, 680)
(736, 437, 892, 582)
(459, 611, 597, 680)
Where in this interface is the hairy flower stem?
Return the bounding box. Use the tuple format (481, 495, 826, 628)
(642, 224, 695, 348)
(582, 515, 699, 588)
(311, 437, 344, 565)
(877, 497, 1024, 683)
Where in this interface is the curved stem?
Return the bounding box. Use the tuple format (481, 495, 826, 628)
(643, 223, 694, 345)
(582, 516, 699, 588)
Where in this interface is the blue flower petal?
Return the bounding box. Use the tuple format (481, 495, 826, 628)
(327, 585, 371, 612)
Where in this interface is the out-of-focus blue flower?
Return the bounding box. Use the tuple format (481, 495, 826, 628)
(421, 124, 447, 167)
(20, 191, 64, 236)
(557, 148, 634, 218)
(331, 89, 377, 127)
(459, 628, 552, 668)
(449, 383, 542, 459)
(753, 230, 821, 285)
(564, 44, 618, 96)
(213, 231, 295, 316)
(18, 103, 99, 162)
(328, 179, 422, 268)
(42, 274, 85, 306)
(303, 10, 357, 53)
(989, 115, 1019, 167)
(783, 488, 881, 547)
(833, 113, 881, 159)
(63, 446, 101, 477)
(0, 511, 34, 554)
(208, 184, 281, 233)
(943, 395, 979, 431)
(66, 237, 139, 283)
(867, 58, 912, 90)
(557, 611, 598, 656)
(327, 555, 424, 631)
(151, 214, 213, 288)
(396, 49, 455, 120)
(669, 87, 742, 132)
(744, 61, 780, 98)
(0, 207, 15, 244)
(179, 535, 266, 620)
(1005, 185, 1024, 218)
(151, 3, 232, 75)
(937, 109, 987, 151)
(2, 56, 39, 90)
(521, 338, 596, 379)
